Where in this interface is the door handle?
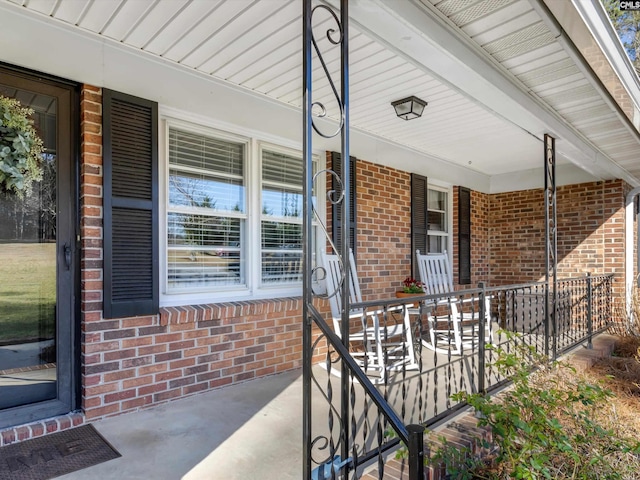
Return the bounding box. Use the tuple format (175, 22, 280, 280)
(64, 243, 72, 270)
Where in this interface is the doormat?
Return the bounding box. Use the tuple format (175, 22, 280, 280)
(0, 424, 120, 480)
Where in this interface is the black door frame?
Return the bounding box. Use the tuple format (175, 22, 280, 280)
(0, 63, 80, 429)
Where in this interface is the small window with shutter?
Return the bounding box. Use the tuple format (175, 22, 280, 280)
(427, 188, 449, 252)
(411, 175, 451, 278)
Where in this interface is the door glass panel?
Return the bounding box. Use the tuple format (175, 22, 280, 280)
(0, 86, 57, 410)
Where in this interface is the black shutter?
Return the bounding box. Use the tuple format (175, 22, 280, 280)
(458, 186, 471, 285)
(103, 89, 158, 318)
(411, 174, 429, 279)
(331, 152, 357, 258)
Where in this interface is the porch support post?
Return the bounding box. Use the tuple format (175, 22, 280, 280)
(302, 1, 350, 478)
(587, 272, 593, 349)
(544, 134, 557, 359)
(302, 0, 313, 478)
(339, 0, 351, 469)
(478, 282, 487, 394)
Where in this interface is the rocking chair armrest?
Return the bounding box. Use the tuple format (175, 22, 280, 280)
(357, 303, 414, 318)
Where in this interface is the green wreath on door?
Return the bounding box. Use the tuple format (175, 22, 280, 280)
(0, 95, 43, 196)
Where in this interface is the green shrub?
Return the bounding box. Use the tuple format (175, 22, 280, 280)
(387, 332, 640, 479)
(444, 332, 640, 479)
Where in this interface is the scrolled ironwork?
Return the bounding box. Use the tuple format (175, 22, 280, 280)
(309, 5, 345, 139)
(544, 133, 557, 358)
(310, 168, 345, 298)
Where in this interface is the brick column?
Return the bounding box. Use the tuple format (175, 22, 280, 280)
(79, 85, 105, 413)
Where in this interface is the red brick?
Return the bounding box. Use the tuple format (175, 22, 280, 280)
(139, 382, 168, 396)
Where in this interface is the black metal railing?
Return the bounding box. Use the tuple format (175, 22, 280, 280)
(308, 303, 425, 480)
(308, 274, 614, 479)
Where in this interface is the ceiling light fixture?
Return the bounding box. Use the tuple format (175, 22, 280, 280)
(391, 96, 427, 120)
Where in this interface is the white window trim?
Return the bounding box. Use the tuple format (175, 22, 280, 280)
(159, 112, 325, 307)
(426, 181, 453, 260)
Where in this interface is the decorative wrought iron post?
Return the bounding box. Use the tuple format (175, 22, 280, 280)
(544, 134, 557, 359)
(303, 0, 350, 478)
(478, 282, 487, 394)
(587, 272, 593, 349)
(302, 1, 313, 478)
(338, 1, 351, 472)
(302, 4, 423, 479)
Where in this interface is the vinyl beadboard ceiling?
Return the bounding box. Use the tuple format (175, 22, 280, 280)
(4, 0, 640, 187)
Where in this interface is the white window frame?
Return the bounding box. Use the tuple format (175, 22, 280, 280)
(159, 112, 324, 307)
(427, 182, 453, 258)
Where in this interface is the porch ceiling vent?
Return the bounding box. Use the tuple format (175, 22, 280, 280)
(391, 96, 427, 120)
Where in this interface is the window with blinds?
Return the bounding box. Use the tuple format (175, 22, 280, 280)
(261, 149, 313, 285)
(164, 123, 320, 299)
(167, 128, 246, 290)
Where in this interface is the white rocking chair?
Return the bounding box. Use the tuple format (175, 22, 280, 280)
(322, 250, 418, 381)
(416, 250, 491, 355)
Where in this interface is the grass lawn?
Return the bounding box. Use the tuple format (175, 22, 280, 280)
(0, 243, 56, 344)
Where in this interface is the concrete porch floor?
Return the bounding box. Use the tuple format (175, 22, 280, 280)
(59, 369, 306, 480)
(54, 333, 616, 480)
(54, 340, 489, 480)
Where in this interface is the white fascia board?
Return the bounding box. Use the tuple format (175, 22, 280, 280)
(533, 0, 640, 182)
(569, 0, 640, 114)
(346, 0, 637, 185)
(0, 1, 489, 192)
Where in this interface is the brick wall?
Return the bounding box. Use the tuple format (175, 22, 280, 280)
(356, 163, 412, 299)
(489, 188, 545, 284)
(488, 180, 628, 300)
(557, 181, 626, 285)
(77, 85, 305, 423)
(600, 180, 629, 302)
(326, 154, 413, 299)
(82, 300, 303, 419)
(470, 190, 491, 286)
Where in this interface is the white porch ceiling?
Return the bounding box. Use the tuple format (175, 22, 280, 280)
(3, 0, 640, 190)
